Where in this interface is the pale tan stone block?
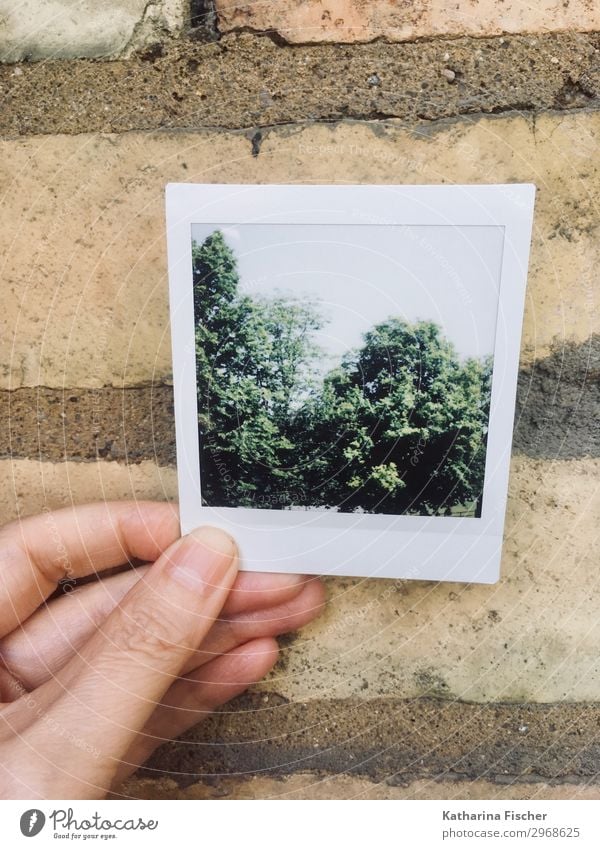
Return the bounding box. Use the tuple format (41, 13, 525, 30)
(1, 113, 598, 388)
(0, 1, 187, 62)
(0, 458, 177, 523)
(258, 455, 600, 703)
(124, 773, 600, 800)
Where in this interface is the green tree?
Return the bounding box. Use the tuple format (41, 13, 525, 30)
(193, 231, 323, 508)
(298, 319, 491, 516)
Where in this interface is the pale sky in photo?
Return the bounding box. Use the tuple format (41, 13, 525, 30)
(191, 223, 503, 374)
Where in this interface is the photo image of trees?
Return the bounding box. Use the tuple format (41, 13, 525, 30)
(192, 224, 500, 517)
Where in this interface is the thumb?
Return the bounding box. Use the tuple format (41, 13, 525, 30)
(36, 526, 238, 766)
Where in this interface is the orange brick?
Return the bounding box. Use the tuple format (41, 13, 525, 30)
(216, 0, 600, 43)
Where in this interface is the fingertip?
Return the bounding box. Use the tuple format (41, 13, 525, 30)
(302, 577, 327, 616)
(167, 526, 238, 592)
(187, 525, 238, 560)
(223, 571, 308, 616)
(241, 636, 280, 678)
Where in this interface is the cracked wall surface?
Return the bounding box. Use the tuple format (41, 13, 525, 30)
(1, 33, 600, 136)
(0, 1, 599, 801)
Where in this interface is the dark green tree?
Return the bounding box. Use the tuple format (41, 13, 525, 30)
(298, 319, 491, 516)
(193, 231, 323, 508)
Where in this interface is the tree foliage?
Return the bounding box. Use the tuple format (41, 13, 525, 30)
(193, 232, 323, 507)
(193, 230, 492, 516)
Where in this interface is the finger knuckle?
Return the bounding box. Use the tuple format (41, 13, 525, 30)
(113, 603, 183, 662)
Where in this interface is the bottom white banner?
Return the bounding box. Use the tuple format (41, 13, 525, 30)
(0, 798, 598, 848)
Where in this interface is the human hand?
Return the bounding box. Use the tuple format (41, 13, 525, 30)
(0, 502, 324, 799)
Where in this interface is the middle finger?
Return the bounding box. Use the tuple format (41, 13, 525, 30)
(0, 569, 310, 689)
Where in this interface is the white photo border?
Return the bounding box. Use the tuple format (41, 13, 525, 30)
(165, 183, 535, 584)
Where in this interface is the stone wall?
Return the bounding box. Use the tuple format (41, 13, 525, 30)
(1, 1, 599, 800)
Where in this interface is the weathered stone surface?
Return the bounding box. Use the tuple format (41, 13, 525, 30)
(0, 115, 598, 388)
(0, 0, 186, 62)
(0, 458, 176, 521)
(513, 336, 600, 459)
(1, 3, 598, 805)
(1, 33, 600, 137)
(0, 385, 177, 464)
(123, 772, 600, 800)
(140, 694, 600, 786)
(259, 456, 600, 703)
(216, 0, 600, 43)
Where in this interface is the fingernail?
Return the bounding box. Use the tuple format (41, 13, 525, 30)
(168, 526, 238, 592)
(258, 573, 306, 589)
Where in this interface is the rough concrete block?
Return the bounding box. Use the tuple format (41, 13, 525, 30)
(0, 115, 598, 388)
(146, 694, 600, 781)
(216, 0, 600, 43)
(0, 0, 187, 62)
(2, 33, 599, 135)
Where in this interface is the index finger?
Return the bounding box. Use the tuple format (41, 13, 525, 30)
(0, 501, 180, 637)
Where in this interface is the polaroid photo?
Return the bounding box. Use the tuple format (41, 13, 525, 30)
(165, 183, 535, 583)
